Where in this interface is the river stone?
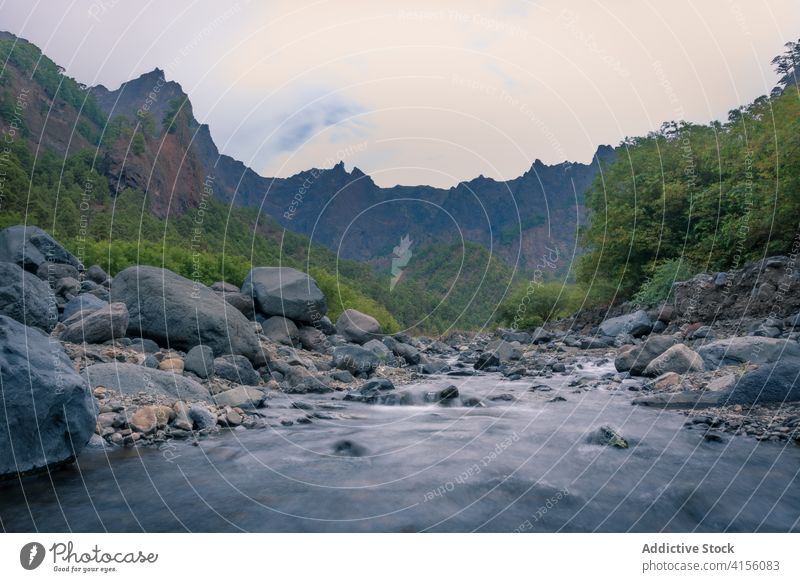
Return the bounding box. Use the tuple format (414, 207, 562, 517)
(0, 315, 97, 478)
(188, 404, 217, 430)
(385, 338, 421, 364)
(332, 345, 379, 375)
(213, 354, 260, 385)
(696, 337, 800, 368)
(241, 267, 326, 323)
(62, 293, 108, 320)
(343, 378, 395, 403)
(86, 264, 109, 284)
(643, 344, 704, 377)
(0, 225, 83, 274)
(59, 302, 129, 344)
(213, 387, 266, 409)
(0, 261, 58, 332)
(363, 339, 395, 363)
(128, 406, 158, 434)
(223, 292, 256, 319)
(184, 345, 215, 378)
(110, 266, 265, 366)
(36, 261, 79, 282)
(600, 310, 652, 338)
(475, 352, 501, 370)
(718, 361, 800, 405)
(81, 363, 210, 400)
(336, 309, 382, 344)
(614, 335, 677, 376)
(172, 402, 193, 431)
(297, 325, 329, 352)
(260, 315, 299, 346)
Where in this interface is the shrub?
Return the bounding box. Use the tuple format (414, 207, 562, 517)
(632, 259, 695, 306)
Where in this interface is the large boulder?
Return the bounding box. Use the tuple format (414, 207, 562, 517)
(0, 225, 83, 274)
(720, 361, 800, 405)
(0, 316, 97, 478)
(335, 309, 382, 344)
(0, 261, 57, 332)
(184, 345, 215, 378)
(614, 335, 677, 376)
(600, 309, 652, 338)
(59, 302, 129, 344)
(633, 361, 800, 408)
(643, 344, 704, 377)
(697, 337, 800, 368)
(62, 293, 108, 321)
(213, 355, 260, 385)
(241, 267, 326, 323)
(81, 363, 210, 400)
(110, 266, 265, 365)
(332, 345, 380, 376)
(297, 325, 329, 352)
(260, 315, 299, 346)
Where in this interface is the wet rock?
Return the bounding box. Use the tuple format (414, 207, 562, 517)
(59, 302, 129, 344)
(128, 406, 158, 435)
(343, 378, 395, 403)
(643, 344, 704, 377)
(213, 386, 266, 409)
(241, 267, 327, 323)
(188, 404, 217, 430)
(589, 425, 629, 448)
(332, 439, 368, 457)
(335, 309, 382, 344)
(384, 337, 421, 364)
(282, 366, 333, 393)
(424, 385, 459, 403)
(0, 315, 96, 478)
(184, 345, 215, 378)
(475, 352, 500, 370)
(719, 361, 800, 405)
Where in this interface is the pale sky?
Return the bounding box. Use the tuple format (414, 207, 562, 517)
(2, 0, 799, 187)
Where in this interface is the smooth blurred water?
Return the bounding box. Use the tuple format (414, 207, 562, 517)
(2, 361, 799, 532)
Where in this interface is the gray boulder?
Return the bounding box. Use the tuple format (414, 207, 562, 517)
(110, 266, 265, 365)
(363, 338, 395, 363)
(213, 354, 260, 385)
(81, 363, 210, 400)
(0, 225, 82, 274)
(643, 344, 705, 377)
(59, 302, 129, 344)
(335, 309, 382, 344)
(241, 267, 326, 323)
(384, 336, 421, 364)
(189, 404, 217, 430)
(0, 316, 96, 478)
(600, 309, 652, 338)
(297, 325, 329, 352)
(36, 261, 79, 282)
(332, 345, 379, 375)
(260, 315, 299, 346)
(697, 336, 800, 368)
(223, 292, 256, 319)
(86, 264, 109, 284)
(614, 335, 677, 376)
(62, 293, 108, 321)
(184, 345, 215, 378)
(211, 281, 239, 293)
(0, 261, 57, 331)
(213, 386, 266, 409)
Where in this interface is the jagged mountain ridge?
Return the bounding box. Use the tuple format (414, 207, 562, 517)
(89, 66, 614, 273)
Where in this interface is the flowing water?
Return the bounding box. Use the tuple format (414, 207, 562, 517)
(2, 361, 799, 532)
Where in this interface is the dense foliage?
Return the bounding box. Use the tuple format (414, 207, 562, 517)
(577, 42, 800, 304)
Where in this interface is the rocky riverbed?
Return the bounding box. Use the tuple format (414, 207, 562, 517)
(1, 225, 800, 531)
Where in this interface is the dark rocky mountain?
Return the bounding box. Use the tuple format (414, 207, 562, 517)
(88, 65, 614, 273)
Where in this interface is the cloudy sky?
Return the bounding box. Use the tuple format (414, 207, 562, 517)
(2, 0, 799, 186)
